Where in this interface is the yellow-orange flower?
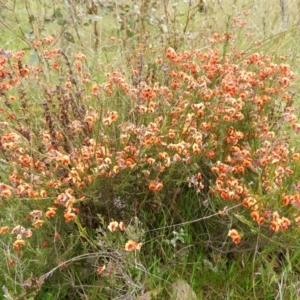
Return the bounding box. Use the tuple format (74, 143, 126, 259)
(24, 229, 32, 238)
(280, 217, 291, 230)
(270, 220, 280, 233)
(250, 211, 260, 222)
(228, 229, 241, 244)
(45, 209, 56, 218)
(40, 189, 47, 197)
(257, 217, 265, 226)
(242, 197, 256, 208)
(8, 259, 15, 267)
(96, 265, 106, 274)
(0, 183, 13, 197)
(272, 211, 280, 222)
(32, 219, 44, 227)
(119, 221, 126, 231)
(124, 240, 139, 251)
(107, 221, 119, 232)
(295, 216, 300, 225)
(109, 111, 118, 121)
(136, 243, 142, 251)
(0, 226, 9, 234)
(13, 239, 25, 250)
(64, 210, 76, 222)
(148, 180, 163, 191)
(57, 154, 71, 166)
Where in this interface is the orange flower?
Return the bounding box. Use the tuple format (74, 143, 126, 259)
(125, 158, 135, 168)
(295, 216, 300, 225)
(103, 117, 112, 126)
(281, 195, 291, 206)
(272, 211, 280, 222)
(45, 209, 56, 218)
(32, 220, 44, 227)
(13, 239, 25, 251)
(8, 259, 15, 267)
(242, 197, 257, 208)
(109, 111, 118, 122)
(27, 189, 39, 198)
(280, 217, 291, 230)
(64, 210, 76, 222)
(0, 226, 9, 234)
(155, 57, 163, 64)
(228, 229, 241, 244)
(0, 185, 12, 198)
(32, 40, 42, 47)
(257, 217, 265, 226)
(65, 196, 75, 209)
(200, 122, 211, 131)
(192, 143, 201, 154)
(75, 52, 86, 60)
(250, 211, 260, 222)
(166, 47, 177, 59)
(223, 115, 231, 122)
(148, 180, 163, 191)
(91, 83, 99, 94)
(211, 166, 219, 173)
(96, 265, 106, 274)
(119, 222, 126, 231)
(171, 80, 181, 89)
(65, 81, 72, 88)
(235, 185, 244, 194)
(124, 240, 142, 251)
(57, 155, 71, 166)
(40, 189, 48, 197)
(42, 36, 55, 44)
(136, 243, 143, 251)
(52, 61, 60, 70)
(147, 158, 156, 165)
(42, 241, 49, 248)
(24, 229, 32, 238)
(173, 153, 181, 162)
(205, 149, 215, 159)
(270, 220, 280, 233)
(107, 221, 119, 232)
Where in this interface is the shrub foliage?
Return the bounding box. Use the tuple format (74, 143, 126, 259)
(0, 27, 300, 297)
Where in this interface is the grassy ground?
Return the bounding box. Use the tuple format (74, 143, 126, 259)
(1, 1, 300, 299)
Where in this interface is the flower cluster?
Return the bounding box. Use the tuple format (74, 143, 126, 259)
(108, 221, 126, 232)
(0, 32, 299, 253)
(107, 220, 142, 251)
(11, 225, 32, 251)
(228, 229, 241, 244)
(124, 240, 142, 252)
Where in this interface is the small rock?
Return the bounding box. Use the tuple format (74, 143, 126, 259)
(169, 279, 198, 300)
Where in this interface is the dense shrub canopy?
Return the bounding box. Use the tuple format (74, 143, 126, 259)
(1, 1, 300, 298)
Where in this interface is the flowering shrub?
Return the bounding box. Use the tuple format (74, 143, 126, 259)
(0, 29, 300, 297)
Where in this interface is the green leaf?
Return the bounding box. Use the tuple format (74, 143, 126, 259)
(54, 8, 66, 26)
(64, 32, 75, 43)
(126, 30, 134, 38)
(54, 8, 63, 19)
